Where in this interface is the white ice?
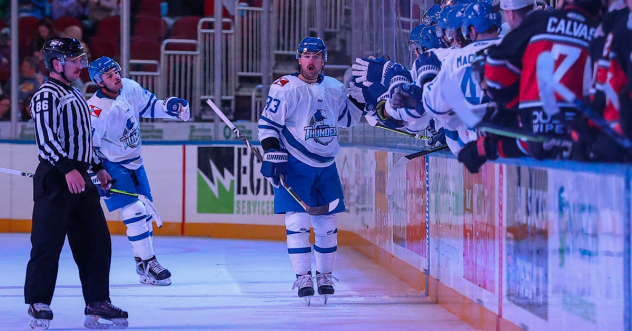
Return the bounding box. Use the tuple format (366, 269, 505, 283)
(0, 233, 475, 331)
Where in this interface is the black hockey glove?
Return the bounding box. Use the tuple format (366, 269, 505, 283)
(457, 137, 499, 174)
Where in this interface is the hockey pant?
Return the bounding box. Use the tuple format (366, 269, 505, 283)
(25, 161, 111, 305)
(285, 212, 337, 276)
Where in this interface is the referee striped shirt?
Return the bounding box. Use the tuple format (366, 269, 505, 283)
(30, 77, 103, 174)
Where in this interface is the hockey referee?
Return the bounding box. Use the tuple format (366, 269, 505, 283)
(24, 38, 128, 330)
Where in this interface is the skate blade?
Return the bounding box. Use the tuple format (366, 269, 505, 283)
(323, 294, 329, 305)
(84, 315, 128, 329)
(140, 276, 172, 286)
(30, 318, 50, 330)
(304, 297, 311, 306)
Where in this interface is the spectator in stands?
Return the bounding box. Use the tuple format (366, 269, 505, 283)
(3, 57, 46, 104)
(21, 92, 34, 121)
(51, 0, 87, 20)
(0, 27, 10, 65)
(0, 95, 9, 121)
(18, 0, 50, 18)
(82, 0, 119, 40)
(86, 0, 119, 21)
(30, 18, 58, 58)
(62, 25, 91, 60)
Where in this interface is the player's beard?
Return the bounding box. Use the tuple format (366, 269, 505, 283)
(299, 63, 322, 82)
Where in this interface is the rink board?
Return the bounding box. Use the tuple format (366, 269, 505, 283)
(0, 141, 630, 331)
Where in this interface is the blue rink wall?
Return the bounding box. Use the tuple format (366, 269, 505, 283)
(1, 136, 630, 331)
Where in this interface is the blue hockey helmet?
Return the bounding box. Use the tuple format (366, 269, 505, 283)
(435, 6, 457, 38)
(296, 37, 328, 62)
(440, 4, 467, 42)
(415, 26, 442, 51)
(422, 5, 443, 25)
(461, 1, 502, 41)
(409, 24, 427, 51)
(88, 56, 121, 84)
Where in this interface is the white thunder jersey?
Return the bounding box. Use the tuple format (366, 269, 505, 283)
(88, 78, 177, 170)
(421, 39, 501, 153)
(258, 74, 363, 168)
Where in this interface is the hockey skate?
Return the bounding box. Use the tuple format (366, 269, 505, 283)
(134, 257, 143, 276)
(84, 301, 128, 329)
(292, 272, 315, 306)
(140, 256, 172, 286)
(28, 303, 53, 330)
(315, 271, 339, 305)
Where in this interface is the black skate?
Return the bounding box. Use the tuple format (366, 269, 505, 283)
(292, 272, 314, 306)
(316, 271, 339, 304)
(28, 303, 53, 330)
(84, 301, 128, 329)
(141, 256, 172, 286)
(134, 257, 143, 275)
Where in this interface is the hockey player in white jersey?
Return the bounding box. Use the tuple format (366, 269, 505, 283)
(391, 1, 502, 155)
(257, 37, 363, 304)
(87, 57, 190, 286)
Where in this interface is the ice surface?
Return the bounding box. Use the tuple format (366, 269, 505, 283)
(0, 233, 475, 331)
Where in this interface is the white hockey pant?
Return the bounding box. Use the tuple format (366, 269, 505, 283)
(121, 200, 154, 260)
(285, 212, 337, 275)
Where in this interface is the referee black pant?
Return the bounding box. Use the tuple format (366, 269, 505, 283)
(25, 161, 112, 306)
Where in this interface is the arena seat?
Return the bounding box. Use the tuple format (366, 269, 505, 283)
(133, 16, 167, 42)
(138, 0, 162, 18)
(170, 16, 201, 40)
(90, 38, 120, 60)
(95, 16, 121, 41)
(18, 17, 39, 40)
(130, 38, 161, 61)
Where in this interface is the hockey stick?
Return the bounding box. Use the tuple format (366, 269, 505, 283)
(0, 166, 163, 228)
(441, 84, 571, 143)
(364, 115, 431, 140)
(205, 99, 339, 215)
(536, 51, 632, 154)
(385, 144, 448, 196)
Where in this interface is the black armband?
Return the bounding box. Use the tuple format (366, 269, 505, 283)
(261, 137, 281, 152)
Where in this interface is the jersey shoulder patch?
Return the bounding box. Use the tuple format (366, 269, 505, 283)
(90, 105, 103, 118)
(273, 77, 290, 87)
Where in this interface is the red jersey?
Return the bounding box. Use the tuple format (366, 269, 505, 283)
(485, 7, 598, 112)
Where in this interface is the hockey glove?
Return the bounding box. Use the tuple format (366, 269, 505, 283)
(164, 97, 190, 121)
(347, 81, 368, 104)
(414, 51, 441, 86)
(391, 83, 423, 109)
(352, 57, 395, 88)
(260, 149, 288, 188)
(428, 127, 446, 147)
(457, 137, 499, 174)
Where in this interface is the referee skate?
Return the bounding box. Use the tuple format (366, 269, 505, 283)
(0, 0, 629, 330)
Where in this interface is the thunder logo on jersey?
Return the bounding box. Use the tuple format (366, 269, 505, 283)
(120, 116, 141, 149)
(304, 109, 337, 146)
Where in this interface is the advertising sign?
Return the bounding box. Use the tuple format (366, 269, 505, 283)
(197, 146, 275, 215)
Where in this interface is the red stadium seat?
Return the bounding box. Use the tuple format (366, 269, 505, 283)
(138, 0, 162, 18)
(80, 68, 92, 84)
(54, 16, 83, 33)
(133, 17, 167, 42)
(0, 19, 6, 30)
(130, 38, 161, 61)
(170, 16, 201, 40)
(18, 17, 40, 40)
(95, 16, 121, 41)
(90, 38, 120, 60)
